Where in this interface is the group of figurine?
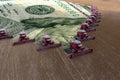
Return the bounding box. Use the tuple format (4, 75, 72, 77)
(0, 5, 101, 59)
(68, 5, 101, 58)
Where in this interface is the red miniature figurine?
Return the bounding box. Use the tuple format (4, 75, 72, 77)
(77, 29, 95, 41)
(80, 22, 96, 32)
(13, 30, 35, 46)
(68, 38, 93, 59)
(42, 33, 54, 46)
(37, 33, 61, 51)
(0, 28, 13, 40)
